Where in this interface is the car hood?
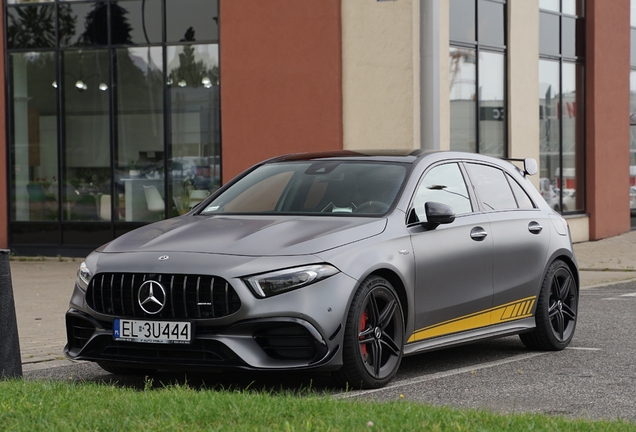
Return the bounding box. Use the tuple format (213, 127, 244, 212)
(99, 215, 387, 256)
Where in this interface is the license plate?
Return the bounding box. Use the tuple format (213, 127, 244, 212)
(113, 319, 192, 344)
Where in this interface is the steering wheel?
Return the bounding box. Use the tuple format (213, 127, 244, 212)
(353, 201, 390, 214)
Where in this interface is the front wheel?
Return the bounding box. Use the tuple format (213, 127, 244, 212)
(333, 276, 404, 389)
(520, 259, 578, 350)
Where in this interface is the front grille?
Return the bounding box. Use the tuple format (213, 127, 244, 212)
(86, 273, 241, 319)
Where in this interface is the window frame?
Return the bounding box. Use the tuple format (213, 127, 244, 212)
(538, 1, 585, 215)
(449, 0, 508, 158)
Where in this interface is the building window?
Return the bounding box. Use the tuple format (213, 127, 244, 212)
(5, 0, 220, 252)
(630, 0, 636, 227)
(449, 0, 506, 157)
(538, 0, 585, 214)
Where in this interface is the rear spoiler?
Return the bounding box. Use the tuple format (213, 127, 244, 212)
(502, 158, 538, 177)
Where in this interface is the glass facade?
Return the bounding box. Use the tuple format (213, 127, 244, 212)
(6, 0, 220, 254)
(538, 1, 585, 215)
(631, 0, 636, 228)
(449, 0, 506, 157)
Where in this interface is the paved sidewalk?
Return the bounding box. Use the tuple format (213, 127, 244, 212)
(7, 230, 636, 371)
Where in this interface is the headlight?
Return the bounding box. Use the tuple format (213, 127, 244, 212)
(77, 261, 93, 291)
(244, 264, 339, 298)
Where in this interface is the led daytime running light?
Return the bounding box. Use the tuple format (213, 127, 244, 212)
(245, 264, 339, 298)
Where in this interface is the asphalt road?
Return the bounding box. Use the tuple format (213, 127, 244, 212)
(25, 281, 636, 422)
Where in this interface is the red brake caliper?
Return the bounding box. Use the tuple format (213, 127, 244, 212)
(359, 310, 368, 357)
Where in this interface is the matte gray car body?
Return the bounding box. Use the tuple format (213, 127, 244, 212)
(65, 150, 579, 389)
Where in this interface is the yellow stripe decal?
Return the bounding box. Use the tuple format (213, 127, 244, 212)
(407, 296, 536, 343)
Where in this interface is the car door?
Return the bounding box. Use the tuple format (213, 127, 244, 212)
(408, 162, 494, 343)
(464, 162, 551, 310)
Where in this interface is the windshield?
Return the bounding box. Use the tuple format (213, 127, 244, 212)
(200, 161, 408, 216)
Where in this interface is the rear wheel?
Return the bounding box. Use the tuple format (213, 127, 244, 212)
(333, 276, 404, 389)
(97, 361, 156, 376)
(520, 259, 578, 350)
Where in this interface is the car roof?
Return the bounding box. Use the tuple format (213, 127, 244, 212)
(266, 149, 433, 164)
(265, 150, 523, 173)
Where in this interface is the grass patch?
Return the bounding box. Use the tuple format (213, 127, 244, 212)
(0, 379, 634, 431)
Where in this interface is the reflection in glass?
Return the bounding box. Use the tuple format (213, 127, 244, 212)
(561, 62, 585, 212)
(413, 163, 472, 220)
(166, 0, 218, 43)
(168, 44, 221, 216)
(115, 47, 165, 222)
(562, 0, 584, 16)
(7, 5, 56, 49)
(631, 29, 636, 67)
(539, 0, 560, 12)
(539, 12, 560, 56)
(450, 48, 476, 153)
(478, 51, 505, 157)
(562, 16, 576, 58)
(449, 0, 475, 43)
(10, 52, 59, 222)
(112, 0, 162, 44)
(478, 0, 504, 47)
(63, 50, 111, 221)
(631, 71, 636, 226)
(539, 60, 561, 212)
(59, 2, 109, 47)
(539, 60, 584, 213)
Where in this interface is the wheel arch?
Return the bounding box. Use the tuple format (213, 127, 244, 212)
(550, 253, 580, 290)
(367, 268, 409, 331)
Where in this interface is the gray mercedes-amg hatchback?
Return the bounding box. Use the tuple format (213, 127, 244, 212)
(65, 150, 579, 389)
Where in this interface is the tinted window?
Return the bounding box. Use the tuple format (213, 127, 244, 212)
(202, 162, 407, 216)
(449, 0, 475, 43)
(507, 174, 535, 209)
(465, 163, 517, 211)
(412, 163, 472, 221)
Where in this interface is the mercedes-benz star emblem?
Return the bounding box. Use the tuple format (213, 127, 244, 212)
(158, 255, 169, 261)
(138, 280, 167, 314)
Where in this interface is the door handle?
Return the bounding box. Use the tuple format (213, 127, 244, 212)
(470, 226, 488, 241)
(528, 221, 543, 234)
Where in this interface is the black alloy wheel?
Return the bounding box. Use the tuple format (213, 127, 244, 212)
(334, 275, 404, 389)
(520, 259, 578, 350)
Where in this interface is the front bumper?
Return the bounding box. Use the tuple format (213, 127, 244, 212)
(65, 309, 341, 371)
(64, 270, 356, 372)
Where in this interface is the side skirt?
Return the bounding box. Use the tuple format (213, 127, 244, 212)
(403, 317, 536, 356)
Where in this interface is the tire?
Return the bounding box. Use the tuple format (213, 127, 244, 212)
(520, 259, 578, 350)
(333, 275, 404, 389)
(97, 361, 156, 376)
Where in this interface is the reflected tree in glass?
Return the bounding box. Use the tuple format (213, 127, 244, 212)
(79, 2, 133, 46)
(7, 5, 56, 49)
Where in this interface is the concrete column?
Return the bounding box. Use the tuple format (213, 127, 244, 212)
(421, 0, 450, 150)
(341, 0, 417, 150)
(507, 1, 540, 188)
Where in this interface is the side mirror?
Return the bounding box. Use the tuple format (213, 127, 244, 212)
(423, 201, 455, 229)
